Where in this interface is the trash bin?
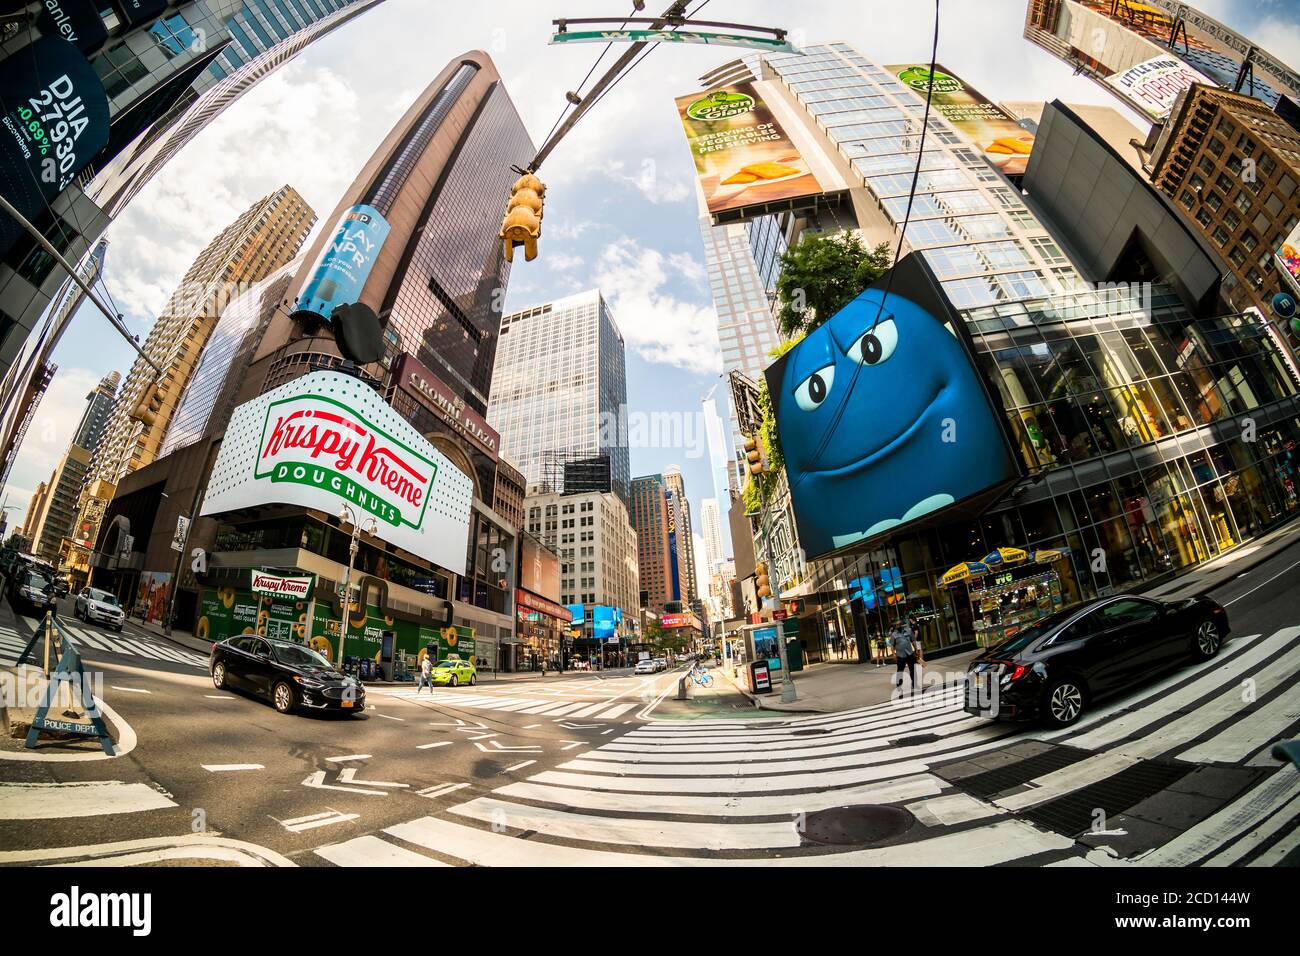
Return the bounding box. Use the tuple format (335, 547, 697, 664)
(749, 659, 773, 694)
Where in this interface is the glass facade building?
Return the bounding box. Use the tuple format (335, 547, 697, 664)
(702, 42, 1300, 658)
(160, 259, 301, 457)
(489, 290, 631, 503)
(380, 82, 534, 415)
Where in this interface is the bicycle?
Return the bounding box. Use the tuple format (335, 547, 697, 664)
(689, 665, 713, 687)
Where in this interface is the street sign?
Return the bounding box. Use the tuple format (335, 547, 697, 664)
(170, 514, 189, 552)
(551, 29, 794, 52)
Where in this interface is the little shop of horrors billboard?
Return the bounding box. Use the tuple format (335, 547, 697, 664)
(201, 371, 474, 575)
(764, 254, 1020, 559)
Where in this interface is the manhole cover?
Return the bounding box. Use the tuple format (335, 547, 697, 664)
(792, 727, 831, 736)
(894, 733, 939, 746)
(802, 806, 916, 846)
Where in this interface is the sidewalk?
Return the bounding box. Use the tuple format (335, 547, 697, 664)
(1136, 515, 1300, 602)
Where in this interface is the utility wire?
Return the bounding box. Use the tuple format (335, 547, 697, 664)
(785, 0, 941, 500)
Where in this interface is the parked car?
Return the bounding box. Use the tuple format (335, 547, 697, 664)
(430, 656, 477, 686)
(7, 564, 58, 615)
(210, 635, 365, 715)
(74, 587, 125, 631)
(964, 594, 1228, 727)
(634, 658, 657, 675)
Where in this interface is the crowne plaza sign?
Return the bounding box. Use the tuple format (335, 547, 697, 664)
(202, 372, 474, 575)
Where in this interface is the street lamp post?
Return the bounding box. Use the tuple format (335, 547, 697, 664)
(336, 504, 378, 668)
(757, 476, 796, 703)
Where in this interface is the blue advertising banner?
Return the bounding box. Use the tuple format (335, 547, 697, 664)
(764, 254, 1019, 559)
(0, 35, 109, 257)
(593, 605, 616, 640)
(566, 603, 586, 625)
(293, 204, 390, 322)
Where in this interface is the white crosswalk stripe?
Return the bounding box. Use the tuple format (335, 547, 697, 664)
(310, 625, 1300, 867)
(0, 620, 208, 671)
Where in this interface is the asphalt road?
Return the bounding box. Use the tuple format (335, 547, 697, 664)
(1, 541, 1298, 867)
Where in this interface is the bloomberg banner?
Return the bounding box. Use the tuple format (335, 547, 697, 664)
(0, 35, 110, 257)
(764, 254, 1019, 559)
(200, 371, 475, 575)
(293, 204, 390, 323)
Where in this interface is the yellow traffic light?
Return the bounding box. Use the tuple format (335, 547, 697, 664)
(755, 561, 771, 599)
(500, 172, 545, 262)
(744, 433, 768, 475)
(128, 382, 164, 427)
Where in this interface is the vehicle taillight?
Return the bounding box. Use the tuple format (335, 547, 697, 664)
(1008, 664, 1028, 682)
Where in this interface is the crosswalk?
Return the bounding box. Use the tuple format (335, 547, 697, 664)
(0, 617, 209, 671)
(374, 673, 662, 721)
(316, 626, 1300, 867)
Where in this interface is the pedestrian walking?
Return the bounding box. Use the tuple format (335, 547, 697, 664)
(417, 653, 433, 694)
(891, 618, 919, 693)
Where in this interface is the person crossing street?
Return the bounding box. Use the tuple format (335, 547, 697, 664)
(891, 617, 920, 693)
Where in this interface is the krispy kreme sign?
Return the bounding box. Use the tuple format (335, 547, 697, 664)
(251, 571, 314, 600)
(202, 372, 474, 574)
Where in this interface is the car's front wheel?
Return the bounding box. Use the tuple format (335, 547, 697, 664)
(212, 661, 227, 689)
(272, 681, 295, 714)
(1044, 677, 1086, 727)
(1193, 619, 1222, 661)
(449, 674, 458, 687)
(469, 674, 476, 686)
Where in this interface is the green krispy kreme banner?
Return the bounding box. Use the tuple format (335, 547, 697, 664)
(307, 600, 474, 667)
(195, 586, 309, 645)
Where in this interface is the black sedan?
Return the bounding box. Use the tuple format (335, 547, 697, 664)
(210, 635, 365, 715)
(965, 594, 1228, 727)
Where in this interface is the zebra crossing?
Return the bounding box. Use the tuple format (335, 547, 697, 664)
(314, 626, 1300, 867)
(0, 617, 209, 671)
(376, 687, 642, 721)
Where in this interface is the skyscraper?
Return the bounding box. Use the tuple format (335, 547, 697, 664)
(489, 289, 631, 501)
(23, 370, 118, 563)
(662, 467, 699, 608)
(700, 497, 726, 570)
(630, 474, 676, 615)
(88, 184, 314, 493)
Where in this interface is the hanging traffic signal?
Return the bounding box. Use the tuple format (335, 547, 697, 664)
(744, 433, 768, 475)
(500, 172, 546, 262)
(128, 380, 165, 427)
(755, 561, 771, 599)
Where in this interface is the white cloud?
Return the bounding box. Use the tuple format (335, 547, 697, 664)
(594, 238, 721, 375)
(5, 367, 101, 518)
(548, 251, 584, 271)
(603, 158, 693, 204)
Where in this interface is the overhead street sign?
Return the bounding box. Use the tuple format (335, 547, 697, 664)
(550, 29, 795, 52)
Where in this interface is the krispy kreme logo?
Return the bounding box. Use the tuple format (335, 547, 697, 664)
(256, 396, 437, 528)
(251, 572, 312, 599)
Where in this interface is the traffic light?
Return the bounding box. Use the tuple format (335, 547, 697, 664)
(744, 433, 768, 475)
(128, 380, 165, 427)
(755, 561, 771, 600)
(500, 172, 546, 262)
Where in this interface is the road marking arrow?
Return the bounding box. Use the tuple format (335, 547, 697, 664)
(474, 741, 542, 753)
(337, 767, 409, 789)
(301, 771, 388, 797)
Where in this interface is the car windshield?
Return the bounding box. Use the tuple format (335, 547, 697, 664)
(436, 660, 458, 668)
(985, 605, 1083, 655)
(87, 589, 117, 605)
(271, 642, 334, 669)
(26, 572, 51, 588)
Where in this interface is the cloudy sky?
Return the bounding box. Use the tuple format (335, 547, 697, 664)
(8, 0, 1299, 570)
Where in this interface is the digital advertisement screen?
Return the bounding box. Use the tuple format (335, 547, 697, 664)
(886, 64, 1035, 176)
(675, 81, 824, 216)
(592, 605, 617, 640)
(519, 534, 561, 601)
(764, 254, 1019, 560)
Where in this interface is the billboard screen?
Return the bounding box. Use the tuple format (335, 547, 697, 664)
(200, 370, 474, 574)
(886, 64, 1035, 176)
(764, 254, 1019, 559)
(1104, 55, 1214, 121)
(1274, 221, 1300, 296)
(592, 605, 617, 640)
(675, 82, 824, 216)
(0, 36, 110, 257)
(293, 204, 390, 323)
(519, 535, 560, 602)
